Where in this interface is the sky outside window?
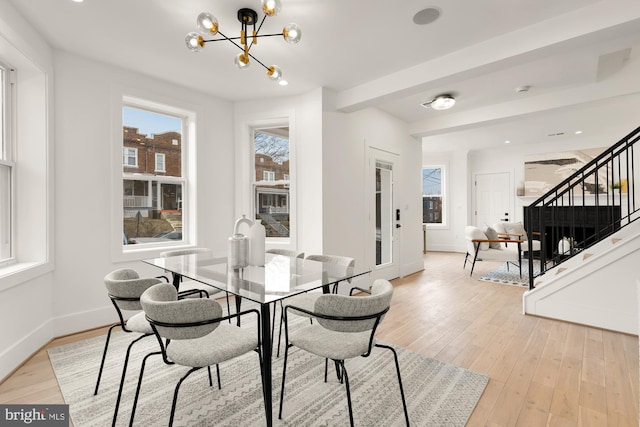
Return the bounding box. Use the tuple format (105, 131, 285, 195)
(123, 106, 181, 135)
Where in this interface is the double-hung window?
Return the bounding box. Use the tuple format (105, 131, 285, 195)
(121, 101, 189, 248)
(422, 165, 446, 227)
(253, 128, 290, 238)
(0, 62, 14, 264)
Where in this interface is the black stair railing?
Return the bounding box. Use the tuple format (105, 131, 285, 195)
(525, 126, 640, 289)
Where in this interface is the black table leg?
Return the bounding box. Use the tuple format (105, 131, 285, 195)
(261, 303, 273, 426)
(235, 296, 242, 327)
(171, 273, 181, 291)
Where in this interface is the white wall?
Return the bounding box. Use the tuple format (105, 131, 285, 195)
(427, 125, 640, 255)
(234, 88, 324, 255)
(235, 92, 424, 278)
(421, 150, 471, 253)
(0, 1, 55, 380)
(50, 51, 235, 337)
(323, 107, 424, 277)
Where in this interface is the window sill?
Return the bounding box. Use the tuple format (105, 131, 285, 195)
(0, 261, 53, 292)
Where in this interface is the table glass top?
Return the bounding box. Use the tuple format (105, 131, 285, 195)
(143, 253, 370, 305)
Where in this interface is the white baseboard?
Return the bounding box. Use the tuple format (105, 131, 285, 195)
(52, 305, 119, 337)
(0, 319, 53, 381)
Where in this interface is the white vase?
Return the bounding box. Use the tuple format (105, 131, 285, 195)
(557, 237, 573, 255)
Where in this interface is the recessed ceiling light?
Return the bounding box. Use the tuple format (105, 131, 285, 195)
(575, 130, 583, 134)
(413, 7, 441, 25)
(72, 0, 84, 2)
(504, 140, 511, 144)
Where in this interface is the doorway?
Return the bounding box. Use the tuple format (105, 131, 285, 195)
(474, 172, 512, 227)
(368, 148, 400, 280)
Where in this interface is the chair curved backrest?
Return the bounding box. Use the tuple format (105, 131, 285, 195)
(159, 247, 212, 257)
(464, 226, 490, 254)
(266, 249, 305, 258)
(306, 254, 356, 286)
(104, 269, 163, 311)
(141, 282, 224, 340)
(314, 279, 393, 333)
(305, 254, 355, 267)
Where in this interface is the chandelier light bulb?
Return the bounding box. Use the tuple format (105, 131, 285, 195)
(197, 12, 219, 35)
(261, 0, 282, 16)
(267, 65, 283, 81)
(234, 53, 251, 69)
(282, 23, 301, 43)
(185, 32, 204, 52)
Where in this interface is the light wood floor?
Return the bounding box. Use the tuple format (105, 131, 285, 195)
(0, 251, 637, 426)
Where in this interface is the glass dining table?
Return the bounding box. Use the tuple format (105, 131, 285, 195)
(142, 252, 370, 426)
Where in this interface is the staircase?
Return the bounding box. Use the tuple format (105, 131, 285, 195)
(522, 126, 640, 333)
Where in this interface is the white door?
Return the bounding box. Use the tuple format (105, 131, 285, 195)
(475, 172, 512, 227)
(367, 148, 400, 280)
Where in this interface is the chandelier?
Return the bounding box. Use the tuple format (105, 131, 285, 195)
(185, 0, 302, 85)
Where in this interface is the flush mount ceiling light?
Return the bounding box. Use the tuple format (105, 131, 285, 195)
(421, 94, 456, 110)
(185, 0, 301, 84)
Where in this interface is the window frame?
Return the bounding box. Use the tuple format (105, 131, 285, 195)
(0, 62, 14, 266)
(155, 152, 166, 173)
(422, 164, 448, 229)
(123, 147, 138, 168)
(237, 113, 296, 248)
(112, 93, 197, 261)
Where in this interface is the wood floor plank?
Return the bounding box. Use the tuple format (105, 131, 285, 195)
(1, 251, 637, 427)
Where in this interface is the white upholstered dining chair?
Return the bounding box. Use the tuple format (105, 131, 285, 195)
(278, 279, 410, 426)
(129, 282, 266, 427)
(275, 254, 355, 357)
(98, 268, 208, 425)
(160, 247, 232, 316)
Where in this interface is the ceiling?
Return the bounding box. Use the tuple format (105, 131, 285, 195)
(9, 0, 640, 151)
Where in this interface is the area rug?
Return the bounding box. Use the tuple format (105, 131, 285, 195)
(48, 325, 489, 426)
(479, 259, 541, 287)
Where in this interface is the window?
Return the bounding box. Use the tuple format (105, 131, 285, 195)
(263, 170, 275, 181)
(123, 147, 138, 167)
(253, 128, 290, 238)
(0, 62, 14, 264)
(422, 166, 446, 226)
(121, 103, 187, 248)
(155, 153, 166, 173)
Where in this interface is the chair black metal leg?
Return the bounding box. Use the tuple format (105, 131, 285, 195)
(340, 361, 354, 427)
(94, 323, 119, 395)
(127, 351, 162, 427)
(255, 349, 267, 420)
(169, 367, 200, 427)
(278, 343, 291, 419)
(276, 301, 284, 357)
(225, 291, 232, 324)
(271, 303, 276, 351)
(216, 364, 221, 389)
(324, 358, 328, 382)
(470, 250, 479, 277)
(207, 366, 213, 387)
(376, 344, 410, 426)
(112, 333, 149, 427)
